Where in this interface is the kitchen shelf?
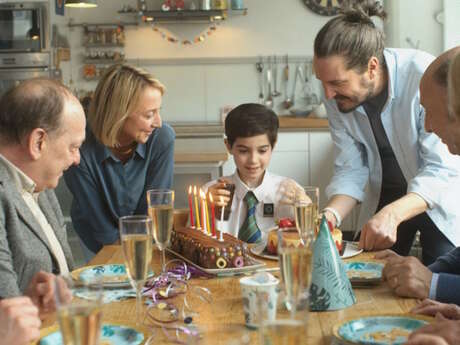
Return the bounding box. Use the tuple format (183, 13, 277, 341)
(84, 58, 125, 64)
(120, 8, 247, 23)
(83, 43, 124, 48)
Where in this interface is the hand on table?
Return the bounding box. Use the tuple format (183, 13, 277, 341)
(25, 271, 69, 319)
(406, 315, 460, 345)
(412, 299, 460, 319)
(0, 297, 41, 345)
(375, 250, 432, 299)
(207, 178, 233, 207)
(359, 206, 400, 251)
(404, 333, 449, 345)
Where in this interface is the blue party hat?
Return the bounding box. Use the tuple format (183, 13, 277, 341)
(309, 216, 355, 311)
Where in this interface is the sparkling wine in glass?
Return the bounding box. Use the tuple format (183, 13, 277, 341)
(55, 276, 103, 345)
(294, 186, 319, 245)
(147, 189, 174, 275)
(119, 215, 153, 324)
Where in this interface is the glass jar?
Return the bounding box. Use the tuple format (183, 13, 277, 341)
(212, 0, 227, 10)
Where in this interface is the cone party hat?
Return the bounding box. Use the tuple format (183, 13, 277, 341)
(309, 216, 356, 311)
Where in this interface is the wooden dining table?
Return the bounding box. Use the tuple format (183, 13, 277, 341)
(40, 246, 420, 345)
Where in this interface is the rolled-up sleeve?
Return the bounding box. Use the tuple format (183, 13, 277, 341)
(325, 102, 369, 202)
(407, 109, 460, 209)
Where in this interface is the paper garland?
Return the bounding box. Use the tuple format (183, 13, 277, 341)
(147, 21, 220, 45)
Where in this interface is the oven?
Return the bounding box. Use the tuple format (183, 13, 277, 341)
(0, 52, 50, 96)
(0, 2, 49, 53)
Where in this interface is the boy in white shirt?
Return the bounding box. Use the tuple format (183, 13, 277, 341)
(206, 103, 301, 243)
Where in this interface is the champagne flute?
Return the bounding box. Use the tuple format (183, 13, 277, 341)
(55, 275, 103, 345)
(119, 215, 153, 325)
(147, 189, 174, 275)
(294, 186, 319, 245)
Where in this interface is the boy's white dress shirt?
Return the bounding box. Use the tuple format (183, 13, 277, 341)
(204, 171, 300, 242)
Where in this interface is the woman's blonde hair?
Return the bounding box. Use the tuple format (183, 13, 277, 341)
(88, 64, 166, 147)
(449, 52, 460, 120)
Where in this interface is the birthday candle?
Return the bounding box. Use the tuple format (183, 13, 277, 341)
(200, 189, 207, 234)
(205, 193, 211, 236)
(193, 186, 201, 229)
(209, 194, 216, 237)
(188, 186, 195, 228)
(219, 196, 224, 242)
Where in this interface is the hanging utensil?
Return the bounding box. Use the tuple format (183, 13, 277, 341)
(272, 55, 281, 97)
(288, 64, 302, 109)
(282, 54, 292, 109)
(265, 56, 274, 108)
(255, 57, 264, 104)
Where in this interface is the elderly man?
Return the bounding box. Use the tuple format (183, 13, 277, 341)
(313, 0, 460, 264)
(376, 47, 460, 305)
(0, 78, 85, 300)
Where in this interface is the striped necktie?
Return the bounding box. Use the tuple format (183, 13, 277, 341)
(238, 191, 262, 243)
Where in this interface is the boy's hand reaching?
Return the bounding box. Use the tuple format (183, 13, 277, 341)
(208, 178, 233, 207)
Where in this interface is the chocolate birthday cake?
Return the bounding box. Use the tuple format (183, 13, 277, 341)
(170, 227, 251, 269)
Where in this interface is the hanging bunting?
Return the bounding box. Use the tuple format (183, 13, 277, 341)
(148, 22, 220, 45)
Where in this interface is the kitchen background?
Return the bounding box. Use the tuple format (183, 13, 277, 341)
(1, 0, 459, 262)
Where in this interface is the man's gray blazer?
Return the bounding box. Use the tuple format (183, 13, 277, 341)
(0, 165, 74, 297)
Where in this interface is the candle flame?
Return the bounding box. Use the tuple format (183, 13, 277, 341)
(209, 194, 213, 202)
(188, 185, 192, 194)
(220, 196, 224, 204)
(200, 189, 205, 198)
(193, 185, 197, 195)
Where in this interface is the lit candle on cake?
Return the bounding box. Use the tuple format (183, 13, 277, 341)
(200, 189, 207, 234)
(219, 196, 224, 242)
(209, 194, 216, 238)
(193, 186, 201, 230)
(188, 185, 195, 228)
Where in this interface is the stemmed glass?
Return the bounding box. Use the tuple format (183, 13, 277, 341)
(294, 186, 319, 245)
(54, 275, 103, 345)
(147, 189, 174, 275)
(119, 215, 153, 325)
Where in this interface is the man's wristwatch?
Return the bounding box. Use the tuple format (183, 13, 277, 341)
(322, 207, 342, 228)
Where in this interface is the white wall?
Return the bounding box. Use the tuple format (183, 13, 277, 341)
(43, 0, 447, 122)
(443, 0, 460, 50)
(384, 0, 443, 56)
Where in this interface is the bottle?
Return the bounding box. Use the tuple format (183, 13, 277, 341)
(201, 0, 211, 10)
(212, 0, 227, 10)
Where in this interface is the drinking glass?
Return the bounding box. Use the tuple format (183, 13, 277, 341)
(294, 186, 319, 245)
(119, 215, 153, 325)
(277, 230, 313, 314)
(55, 275, 103, 345)
(147, 189, 174, 275)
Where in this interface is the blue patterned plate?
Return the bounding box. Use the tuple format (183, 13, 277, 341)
(333, 315, 429, 345)
(71, 264, 154, 288)
(345, 262, 383, 285)
(39, 324, 146, 345)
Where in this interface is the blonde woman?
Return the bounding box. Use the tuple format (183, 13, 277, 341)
(64, 64, 175, 257)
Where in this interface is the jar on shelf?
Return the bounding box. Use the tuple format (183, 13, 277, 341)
(212, 0, 227, 10)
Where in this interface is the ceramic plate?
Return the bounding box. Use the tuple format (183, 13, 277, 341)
(249, 240, 363, 261)
(345, 261, 383, 286)
(341, 241, 364, 259)
(71, 264, 154, 288)
(38, 323, 147, 345)
(333, 315, 429, 345)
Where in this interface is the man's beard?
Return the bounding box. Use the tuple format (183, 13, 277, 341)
(335, 77, 375, 113)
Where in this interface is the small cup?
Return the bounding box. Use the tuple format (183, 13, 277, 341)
(239, 273, 279, 329)
(231, 0, 244, 10)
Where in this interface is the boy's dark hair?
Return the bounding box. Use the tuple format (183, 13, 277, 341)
(225, 103, 279, 148)
(314, 0, 387, 73)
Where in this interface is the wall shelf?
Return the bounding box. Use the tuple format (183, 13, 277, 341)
(119, 8, 247, 24)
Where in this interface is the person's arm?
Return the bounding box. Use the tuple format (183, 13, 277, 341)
(432, 273, 460, 306)
(323, 101, 369, 223)
(63, 157, 119, 253)
(0, 218, 21, 298)
(429, 248, 460, 274)
(137, 124, 175, 215)
(322, 194, 358, 228)
(359, 193, 428, 250)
